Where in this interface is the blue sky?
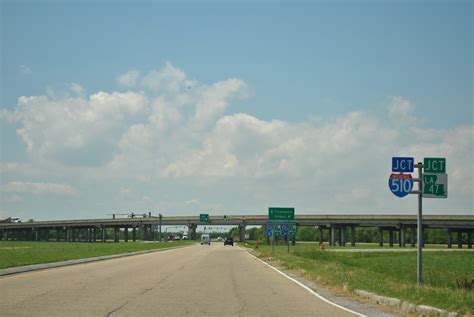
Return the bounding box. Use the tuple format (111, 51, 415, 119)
(1, 1, 472, 220)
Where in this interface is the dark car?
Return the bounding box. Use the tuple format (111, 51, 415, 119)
(224, 237, 234, 246)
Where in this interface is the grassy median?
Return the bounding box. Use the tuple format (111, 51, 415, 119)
(0, 240, 195, 269)
(248, 242, 473, 315)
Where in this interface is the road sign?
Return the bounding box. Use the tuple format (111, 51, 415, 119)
(392, 157, 414, 173)
(289, 224, 296, 233)
(199, 214, 209, 223)
(388, 173, 413, 198)
(424, 158, 446, 174)
(423, 173, 448, 198)
(268, 207, 295, 221)
(274, 225, 281, 234)
(281, 223, 288, 237)
(266, 227, 273, 237)
(266, 221, 273, 237)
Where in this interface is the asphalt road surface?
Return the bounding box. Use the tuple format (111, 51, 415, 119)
(0, 243, 363, 317)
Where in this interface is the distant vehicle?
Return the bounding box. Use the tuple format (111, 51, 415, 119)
(174, 236, 180, 241)
(216, 236, 222, 241)
(201, 234, 211, 245)
(182, 233, 188, 240)
(224, 237, 234, 246)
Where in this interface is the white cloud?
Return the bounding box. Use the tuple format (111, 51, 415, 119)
(1, 62, 472, 215)
(2, 90, 146, 165)
(142, 62, 187, 92)
(68, 83, 85, 96)
(117, 70, 140, 87)
(0, 181, 77, 195)
(388, 96, 417, 125)
(193, 78, 248, 130)
(19, 65, 32, 75)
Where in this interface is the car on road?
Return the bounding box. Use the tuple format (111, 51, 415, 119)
(201, 234, 211, 245)
(224, 237, 234, 246)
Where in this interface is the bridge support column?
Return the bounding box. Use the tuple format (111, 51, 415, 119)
(15, 230, 20, 241)
(400, 226, 406, 247)
(389, 229, 394, 247)
(378, 227, 383, 247)
(114, 226, 119, 243)
(188, 224, 197, 240)
(141, 225, 148, 241)
(56, 228, 60, 242)
(468, 230, 472, 249)
(410, 227, 416, 247)
(447, 228, 452, 248)
(132, 227, 136, 242)
(239, 223, 246, 243)
(457, 231, 462, 249)
(72, 228, 77, 242)
(330, 227, 335, 246)
(148, 225, 153, 241)
(318, 226, 323, 245)
(101, 227, 106, 243)
(93, 228, 97, 242)
(339, 227, 345, 246)
(351, 226, 356, 247)
(124, 227, 129, 242)
(35, 229, 39, 242)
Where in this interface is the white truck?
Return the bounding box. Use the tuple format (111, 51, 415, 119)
(200, 234, 210, 245)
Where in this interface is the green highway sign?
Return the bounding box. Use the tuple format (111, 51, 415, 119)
(199, 214, 209, 223)
(423, 173, 448, 198)
(268, 207, 295, 221)
(424, 158, 446, 174)
(289, 224, 296, 233)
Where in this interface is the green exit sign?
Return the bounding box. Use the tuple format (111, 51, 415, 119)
(268, 207, 294, 221)
(199, 214, 209, 223)
(424, 158, 446, 173)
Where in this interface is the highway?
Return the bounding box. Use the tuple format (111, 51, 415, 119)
(0, 243, 364, 317)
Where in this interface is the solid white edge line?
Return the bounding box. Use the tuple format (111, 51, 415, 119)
(246, 251, 366, 317)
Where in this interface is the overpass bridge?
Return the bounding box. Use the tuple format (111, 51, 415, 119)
(1, 214, 473, 248)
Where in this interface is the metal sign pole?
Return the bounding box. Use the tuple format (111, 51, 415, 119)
(417, 162, 423, 286)
(287, 218, 290, 253)
(272, 222, 275, 253)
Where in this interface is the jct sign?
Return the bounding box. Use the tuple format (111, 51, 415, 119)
(424, 158, 446, 174)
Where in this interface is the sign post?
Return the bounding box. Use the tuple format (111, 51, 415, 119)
(268, 208, 295, 253)
(416, 162, 423, 286)
(272, 221, 275, 253)
(389, 157, 447, 286)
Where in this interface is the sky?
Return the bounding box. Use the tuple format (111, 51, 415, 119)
(0, 0, 472, 221)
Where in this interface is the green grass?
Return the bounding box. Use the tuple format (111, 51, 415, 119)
(0, 240, 195, 269)
(247, 242, 473, 315)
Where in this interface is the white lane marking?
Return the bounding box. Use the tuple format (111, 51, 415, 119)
(246, 251, 366, 317)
